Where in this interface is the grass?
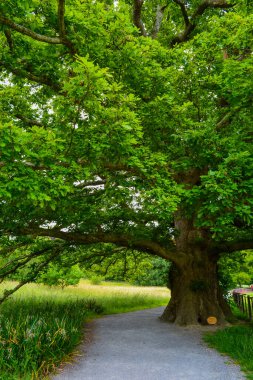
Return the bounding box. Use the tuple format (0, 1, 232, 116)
(0, 280, 169, 379)
(204, 303, 253, 380)
(75, 280, 170, 313)
(204, 325, 253, 379)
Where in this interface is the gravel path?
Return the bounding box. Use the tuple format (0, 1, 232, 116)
(52, 307, 245, 380)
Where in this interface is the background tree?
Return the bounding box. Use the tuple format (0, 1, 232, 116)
(37, 263, 84, 289)
(80, 248, 170, 286)
(219, 250, 253, 291)
(0, 0, 252, 324)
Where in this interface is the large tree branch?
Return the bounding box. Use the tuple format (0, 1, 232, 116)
(133, 0, 147, 37)
(0, 60, 62, 92)
(0, 159, 139, 177)
(18, 227, 181, 263)
(0, 16, 63, 44)
(152, 4, 169, 39)
(0, 13, 75, 53)
(213, 239, 253, 255)
(56, 1, 76, 53)
(171, 0, 233, 46)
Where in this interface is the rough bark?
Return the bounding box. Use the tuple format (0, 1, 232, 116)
(161, 252, 233, 325)
(160, 211, 233, 325)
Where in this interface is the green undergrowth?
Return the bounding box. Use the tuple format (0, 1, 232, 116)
(0, 297, 102, 380)
(229, 302, 250, 322)
(0, 281, 169, 379)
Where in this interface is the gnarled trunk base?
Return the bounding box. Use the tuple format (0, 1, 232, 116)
(161, 257, 233, 326)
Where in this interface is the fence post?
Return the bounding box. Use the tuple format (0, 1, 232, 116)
(242, 294, 245, 313)
(248, 296, 252, 321)
(233, 289, 253, 321)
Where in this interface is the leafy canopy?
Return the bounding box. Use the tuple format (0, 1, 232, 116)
(0, 1, 252, 291)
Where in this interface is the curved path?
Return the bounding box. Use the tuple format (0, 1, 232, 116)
(52, 307, 245, 380)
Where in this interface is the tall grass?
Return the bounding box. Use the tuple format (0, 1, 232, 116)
(0, 297, 102, 380)
(0, 281, 169, 379)
(75, 280, 169, 313)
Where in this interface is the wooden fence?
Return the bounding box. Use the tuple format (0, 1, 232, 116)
(233, 290, 253, 321)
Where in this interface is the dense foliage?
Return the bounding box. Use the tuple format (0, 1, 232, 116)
(4, 242, 170, 287)
(83, 252, 170, 286)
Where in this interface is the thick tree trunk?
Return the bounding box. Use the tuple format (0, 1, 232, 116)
(161, 252, 233, 325)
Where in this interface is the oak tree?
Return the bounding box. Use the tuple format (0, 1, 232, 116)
(0, 0, 252, 324)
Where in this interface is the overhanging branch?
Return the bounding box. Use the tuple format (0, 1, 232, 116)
(18, 227, 180, 263)
(0, 246, 54, 280)
(0, 247, 63, 305)
(0, 242, 28, 257)
(0, 160, 139, 176)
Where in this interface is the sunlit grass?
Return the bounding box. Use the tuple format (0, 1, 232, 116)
(204, 325, 253, 380)
(74, 280, 170, 313)
(0, 280, 169, 379)
(0, 280, 169, 314)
